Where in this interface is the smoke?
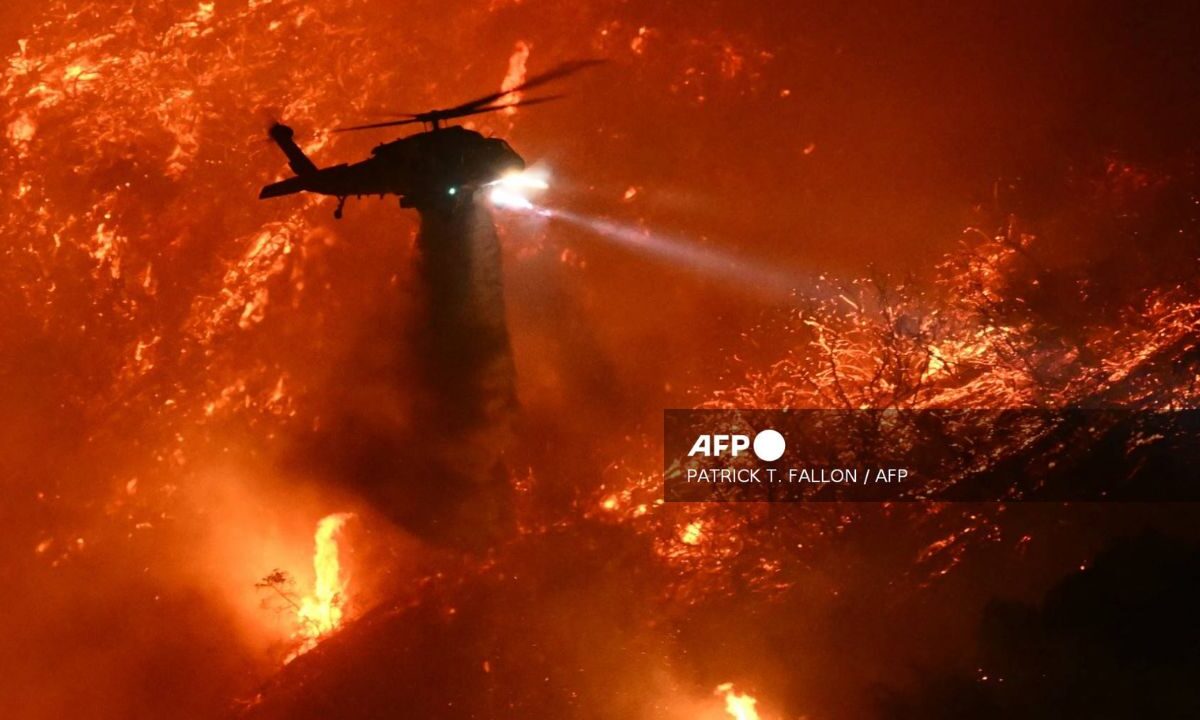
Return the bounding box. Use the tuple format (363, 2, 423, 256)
(286, 197, 518, 549)
(413, 199, 518, 430)
(402, 198, 519, 547)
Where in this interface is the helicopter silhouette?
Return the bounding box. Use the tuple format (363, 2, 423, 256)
(258, 59, 602, 218)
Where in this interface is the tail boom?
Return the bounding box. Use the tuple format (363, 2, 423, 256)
(258, 176, 309, 199)
(268, 123, 318, 176)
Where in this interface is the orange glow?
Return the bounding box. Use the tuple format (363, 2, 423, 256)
(4, 2, 1197, 718)
(292, 512, 354, 658)
(715, 683, 761, 720)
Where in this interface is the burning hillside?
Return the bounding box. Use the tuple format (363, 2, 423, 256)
(3, 1, 1200, 719)
(231, 185, 1200, 716)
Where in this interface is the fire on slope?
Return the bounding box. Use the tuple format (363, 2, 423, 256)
(291, 513, 355, 660)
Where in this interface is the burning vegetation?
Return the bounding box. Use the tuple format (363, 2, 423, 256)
(3, 1, 1200, 719)
(254, 512, 356, 662)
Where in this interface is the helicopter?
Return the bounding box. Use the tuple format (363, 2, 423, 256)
(258, 59, 602, 218)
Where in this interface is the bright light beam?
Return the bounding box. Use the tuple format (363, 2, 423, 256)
(486, 168, 549, 209)
(540, 206, 806, 298)
(486, 170, 810, 298)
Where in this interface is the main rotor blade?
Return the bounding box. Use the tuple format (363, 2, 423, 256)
(436, 94, 564, 121)
(445, 58, 605, 115)
(360, 109, 421, 119)
(334, 117, 422, 132)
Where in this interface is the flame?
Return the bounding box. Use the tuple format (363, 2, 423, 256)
(293, 512, 354, 657)
(715, 683, 760, 720)
(499, 40, 531, 114)
(680, 519, 703, 545)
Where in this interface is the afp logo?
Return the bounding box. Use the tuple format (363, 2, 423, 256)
(687, 428, 786, 461)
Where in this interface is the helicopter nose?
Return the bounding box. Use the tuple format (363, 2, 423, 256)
(491, 154, 524, 185)
(503, 149, 525, 174)
(488, 139, 524, 172)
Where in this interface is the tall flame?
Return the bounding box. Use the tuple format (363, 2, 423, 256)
(715, 683, 761, 720)
(293, 512, 354, 657)
(499, 40, 532, 114)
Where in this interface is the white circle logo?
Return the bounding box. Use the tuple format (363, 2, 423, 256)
(752, 429, 786, 461)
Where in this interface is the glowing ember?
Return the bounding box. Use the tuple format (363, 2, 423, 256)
(293, 512, 354, 657)
(715, 683, 760, 720)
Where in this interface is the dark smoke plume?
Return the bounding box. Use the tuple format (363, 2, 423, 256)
(296, 197, 517, 548)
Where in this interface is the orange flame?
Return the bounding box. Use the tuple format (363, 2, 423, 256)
(292, 512, 354, 658)
(499, 41, 532, 114)
(715, 683, 761, 720)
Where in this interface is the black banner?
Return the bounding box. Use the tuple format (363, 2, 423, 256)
(664, 409, 1200, 502)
